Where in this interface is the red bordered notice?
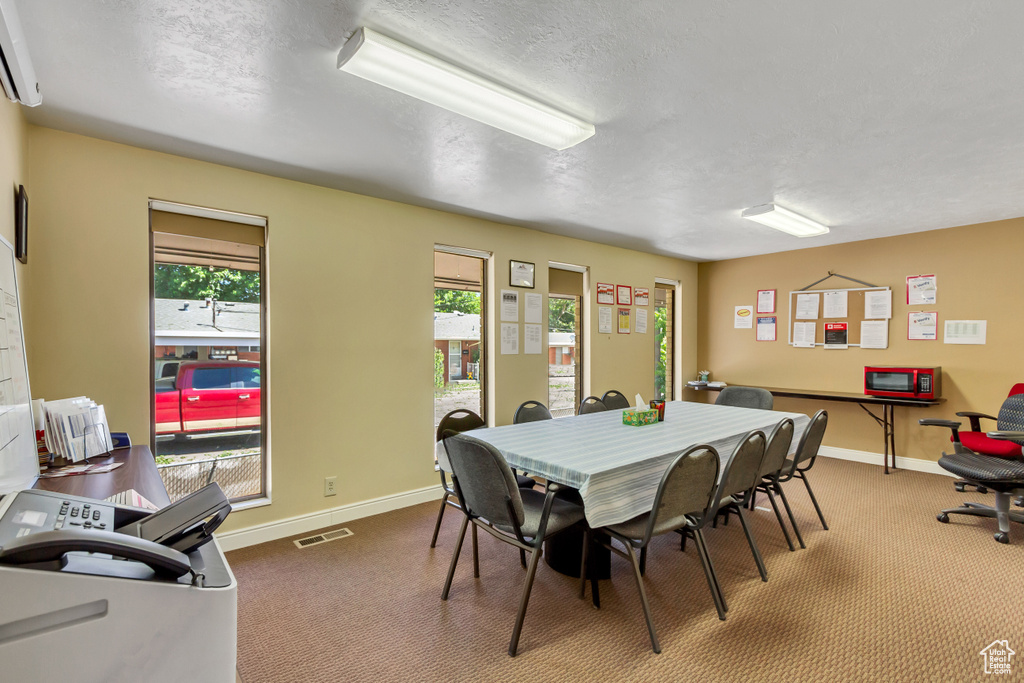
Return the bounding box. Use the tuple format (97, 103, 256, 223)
(596, 283, 615, 305)
(616, 285, 632, 306)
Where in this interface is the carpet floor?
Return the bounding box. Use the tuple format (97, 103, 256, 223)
(227, 457, 1024, 682)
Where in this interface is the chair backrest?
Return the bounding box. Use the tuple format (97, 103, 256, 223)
(996, 393, 1024, 438)
(601, 390, 630, 410)
(645, 445, 721, 539)
(716, 430, 766, 501)
(435, 408, 485, 443)
(792, 409, 828, 471)
(758, 418, 795, 480)
(443, 434, 523, 528)
(716, 386, 774, 410)
(1008, 384, 1024, 398)
(513, 400, 552, 424)
(578, 396, 607, 414)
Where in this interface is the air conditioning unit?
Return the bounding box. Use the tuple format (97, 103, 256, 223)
(0, 0, 40, 107)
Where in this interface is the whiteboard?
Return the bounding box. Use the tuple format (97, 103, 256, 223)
(0, 234, 37, 493)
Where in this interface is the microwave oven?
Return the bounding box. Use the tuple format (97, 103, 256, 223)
(864, 366, 941, 400)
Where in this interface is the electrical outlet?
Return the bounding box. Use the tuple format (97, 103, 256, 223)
(324, 476, 337, 497)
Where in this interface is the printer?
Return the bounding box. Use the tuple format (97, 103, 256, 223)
(0, 484, 237, 682)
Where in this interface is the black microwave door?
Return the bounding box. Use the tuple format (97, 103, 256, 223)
(867, 371, 914, 393)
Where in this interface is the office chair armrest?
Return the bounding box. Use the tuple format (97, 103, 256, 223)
(987, 431, 1024, 441)
(955, 411, 997, 432)
(919, 418, 961, 429)
(545, 482, 564, 493)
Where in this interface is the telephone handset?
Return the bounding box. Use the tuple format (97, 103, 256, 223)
(0, 528, 192, 578)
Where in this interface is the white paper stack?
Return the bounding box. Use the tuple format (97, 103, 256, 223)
(41, 397, 114, 462)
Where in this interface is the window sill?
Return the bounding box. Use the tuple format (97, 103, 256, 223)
(229, 495, 271, 511)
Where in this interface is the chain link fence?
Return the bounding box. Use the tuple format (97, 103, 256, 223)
(157, 452, 262, 502)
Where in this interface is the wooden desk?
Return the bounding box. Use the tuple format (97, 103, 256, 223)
(33, 446, 170, 507)
(686, 385, 944, 474)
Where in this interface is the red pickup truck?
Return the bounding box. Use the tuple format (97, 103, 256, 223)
(155, 361, 261, 436)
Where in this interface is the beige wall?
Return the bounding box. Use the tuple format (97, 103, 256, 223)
(25, 127, 697, 532)
(697, 218, 1024, 462)
(0, 99, 28, 296)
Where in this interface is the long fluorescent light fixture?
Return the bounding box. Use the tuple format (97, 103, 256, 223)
(741, 203, 829, 237)
(337, 27, 594, 150)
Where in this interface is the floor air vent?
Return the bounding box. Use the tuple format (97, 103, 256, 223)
(293, 527, 354, 549)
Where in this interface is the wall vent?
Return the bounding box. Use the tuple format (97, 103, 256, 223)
(293, 527, 353, 549)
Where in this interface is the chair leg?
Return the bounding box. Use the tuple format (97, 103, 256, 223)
(520, 549, 527, 568)
(429, 493, 449, 548)
(764, 486, 795, 551)
(639, 547, 647, 577)
(508, 540, 544, 657)
(799, 472, 829, 530)
(441, 515, 469, 600)
(679, 528, 689, 552)
(693, 529, 727, 618)
(472, 523, 480, 578)
(579, 529, 591, 600)
(735, 506, 768, 582)
(624, 543, 661, 654)
(776, 482, 806, 549)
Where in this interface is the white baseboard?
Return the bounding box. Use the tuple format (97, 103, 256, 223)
(818, 446, 953, 477)
(217, 484, 443, 552)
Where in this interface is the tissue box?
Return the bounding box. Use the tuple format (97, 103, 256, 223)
(622, 409, 659, 426)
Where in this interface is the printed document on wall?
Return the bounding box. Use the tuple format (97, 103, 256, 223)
(864, 290, 892, 319)
(823, 291, 848, 318)
(524, 323, 542, 354)
(598, 306, 612, 334)
(500, 323, 519, 354)
(524, 293, 542, 324)
(908, 312, 937, 340)
(907, 275, 937, 305)
(635, 309, 648, 334)
(795, 293, 820, 320)
(500, 290, 519, 322)
(860, 320, 888, 349)
(944, 320, 986, 345)
(792, 322, 816, 347)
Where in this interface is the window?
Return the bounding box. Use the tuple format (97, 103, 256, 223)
(434, 248, 488, 428)
(549, 265, 586, 417)
(150, 202, 267, 503)
(654, 283, 676, 401)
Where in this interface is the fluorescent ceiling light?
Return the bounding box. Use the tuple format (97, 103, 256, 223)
(337, 27, 595, 151)
(741, 203, 829, 237)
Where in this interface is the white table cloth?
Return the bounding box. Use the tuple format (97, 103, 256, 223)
(436, 401, 810, 528)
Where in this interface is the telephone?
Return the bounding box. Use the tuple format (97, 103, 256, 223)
(0, 483, 231, 581)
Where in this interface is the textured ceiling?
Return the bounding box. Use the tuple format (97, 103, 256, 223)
(15, 1, 1024, 260)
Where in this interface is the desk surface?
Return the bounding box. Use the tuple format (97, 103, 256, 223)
(455, 401, 809, 529)
(687, 384, 945, 407)
(33, 446, 170, 508)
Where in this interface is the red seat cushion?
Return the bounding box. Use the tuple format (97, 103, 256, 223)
(957, 432, 1023, 458)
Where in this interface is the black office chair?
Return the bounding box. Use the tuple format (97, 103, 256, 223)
(601, 390, 630, 410)
(513, 400, 553, 424)
(716, 386, 773, 410)
(441, 433, 586, 656)
(578, 396, 607, 415)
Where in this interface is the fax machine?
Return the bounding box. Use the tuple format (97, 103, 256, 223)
(0, 484, 237, 683)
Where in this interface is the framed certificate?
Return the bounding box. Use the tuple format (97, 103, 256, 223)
(616, 285, 632, 306)
(596, 282, 615, 305)
(510, 260, 535, 288)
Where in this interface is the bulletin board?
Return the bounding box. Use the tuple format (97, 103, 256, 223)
(787, 283, 891, 348)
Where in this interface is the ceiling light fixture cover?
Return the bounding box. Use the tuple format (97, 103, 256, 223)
(337, 27, 595, 150)
(741, 203, 829, 237)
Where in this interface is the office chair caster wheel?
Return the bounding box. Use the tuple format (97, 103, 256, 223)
(937, 513, 949, 523)
(954, 482, 966, 492)
(977, 486, 988, 494)
(1014, 497, 1024, 508)
(994, 532, 1009, 544)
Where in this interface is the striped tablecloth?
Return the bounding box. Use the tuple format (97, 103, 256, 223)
(437, 401, 810, 529)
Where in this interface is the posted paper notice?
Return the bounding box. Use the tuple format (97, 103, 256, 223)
(524, 292, 542, 324)
(635, 308, 648, 334)
(598, 306, 612, 334)
(734, 305, 754, 329)
(944, 320, 987, 345)
(860, 320, 888, 349)
(500, 290, 519, 322)
(795, 293, 820, 320)
(908, 311, 938, 340)
(524, 323, 542, 354)
(756, 316, 776, 341)
(907, 275, 937, 305)
(500, 323, 519, 354)
(823, 291, 848, 318)
(824, 322, 848, 349)
(864, 289, 892, 319)
(793, 322, 816, 347)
